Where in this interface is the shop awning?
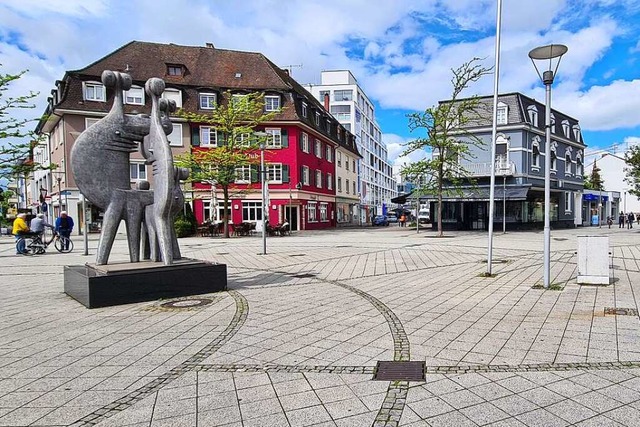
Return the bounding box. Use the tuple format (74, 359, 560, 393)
(391, 191, 414, 204)
(439, 187, 530, 201)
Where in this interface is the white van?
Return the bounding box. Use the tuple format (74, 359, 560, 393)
(418, 209, 430, 224)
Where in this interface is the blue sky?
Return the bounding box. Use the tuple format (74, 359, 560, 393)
(1, 0, 640, 172)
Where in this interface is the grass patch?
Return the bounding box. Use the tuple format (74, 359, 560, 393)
(532, 283, 564, 291)
(478, 272, 498, 278)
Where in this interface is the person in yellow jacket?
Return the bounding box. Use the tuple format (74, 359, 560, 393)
(12, 213, 31, 254)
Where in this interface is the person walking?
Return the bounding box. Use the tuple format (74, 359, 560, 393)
(637, 213, 640, 226)
(400, 214, 406, 227)
(619, 212, 625, 228)
(12, 213, 31, 254)
(628, 212, 635, 229)
(55, 211, 74, 250)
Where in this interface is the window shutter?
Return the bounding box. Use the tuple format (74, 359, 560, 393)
(250, 165, 259, 183)
(300, 166, 304, 185)
(283, 165, 289, 183)
(299, 130, 304, 151)
(281, 129, 288, 148)
(216, 130, 226, 147)
(191, 126, 200, 146)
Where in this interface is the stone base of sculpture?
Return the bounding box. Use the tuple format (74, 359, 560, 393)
(64, 259, 227, 308)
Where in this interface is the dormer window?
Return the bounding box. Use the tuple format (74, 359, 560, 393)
(167, 65, 183, 76)
(83, 81, 105, 102)
(124, 86, 144, 105)
(301, 102, 307, 118)
(315, 111, 320, 126)
(264, 95, 280, 112)
(496, 102, 508, 125)
(527, 105, 538, 127)
(572, 125, 581, 143)
(199, 93, 217, 110)
(562, 120, 570, 138)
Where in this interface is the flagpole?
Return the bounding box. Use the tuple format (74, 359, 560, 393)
(487, 0, 503, 275)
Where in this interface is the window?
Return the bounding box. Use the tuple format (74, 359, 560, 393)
(353, 181, 356, 195)
(232, 94, 247, 108)
(326, 146, 333, 162)
(550, 114, 556, 133)
(200, 126, 218, 147)
(576, 156, 583, 176)
(337, 177, 342, 192)
(496, 135, 508, 161)
(532, 138, 540, 169)
(235, 165, 252, 183)
(565, 152, 572, 176)
(330, 105, 351, 121)
(266, 164, 283, 183)
(343, 123, 351, 132)
(162, 88, 182, 108)
(83, 82, 105, 102)
(315, 112, 320, 126)
(242, 201, 263, 221)
(85, 118, 100, 129)
(337, 152, 342, 167)
(319, 203, 328, 221)
(264, 95, 280, 111)
(235, 132, 251, 147)
(301, 102, 307, 118)
(168, 123, 183, 146)
(527, 105, 538, 127)
(307, 201, 317, 222)
(497, 102, 508, 125)
(315, 140, 322, 158)
(301, 132, 309, 153)
(573, 125, 581, 143)
(334, 90, 353, 101)
(167, 65, 183, 76)
(302, 166, 310, 185)
(199, 93, 217, 110)
(265, 128, 282, 148)
(346, 179, 350, 194)
(345, 156, 350, 171)
(352, 159, 356, 172)
(327, 173, 333, 190)
(565, 191, 572, 212)
(130, 163, 146, 181)
(319, 90, 330, 102)
(315, 170, 322, 188)
(551, 145, 557, 171)
(124, 86, 144, 105)
(562, 120, 570, 138)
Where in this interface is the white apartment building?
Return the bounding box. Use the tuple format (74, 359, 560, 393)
(305, 70, 396, 223)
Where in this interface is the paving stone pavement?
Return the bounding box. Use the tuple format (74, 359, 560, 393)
(1, 225, 640, 426)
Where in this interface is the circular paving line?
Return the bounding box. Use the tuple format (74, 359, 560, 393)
(69, 290, 248, 427)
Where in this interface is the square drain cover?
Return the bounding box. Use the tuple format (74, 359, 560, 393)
(604, 307, 639, 316)
(374, 361, 425, 381)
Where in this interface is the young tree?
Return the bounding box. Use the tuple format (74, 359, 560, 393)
(624, 145, 640, 198)
(175, 91, 280, 238)
(585, 159, 605, 191)
(0, 67, 47, 180)
(401, 58, 492, 237)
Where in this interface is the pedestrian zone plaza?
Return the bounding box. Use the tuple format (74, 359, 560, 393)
(1, 226, 640, 427)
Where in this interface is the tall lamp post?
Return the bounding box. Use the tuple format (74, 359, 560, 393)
(255, 131, 268, 255)
(529, 43, 568, 289)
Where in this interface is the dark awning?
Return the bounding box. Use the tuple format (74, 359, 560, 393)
(439, 187, 529, 201)
(391, 191, 414, 204)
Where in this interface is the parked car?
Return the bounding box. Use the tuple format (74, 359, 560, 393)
(373, 215, 389, 226)
(418, 209, 431, 224)
(386, 213, 398, 223)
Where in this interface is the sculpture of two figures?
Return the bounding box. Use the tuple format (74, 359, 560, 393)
(70, 70, 189, 266)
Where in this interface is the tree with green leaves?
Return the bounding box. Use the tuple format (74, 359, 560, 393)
(624, 145, 640, 198)
(584, 159, 605, 191)
(175, 91, 280, 238)
(0, 66, 48, 180)
(401, 58, 492, 237)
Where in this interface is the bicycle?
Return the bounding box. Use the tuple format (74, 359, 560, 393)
(16, 229, 74, 255)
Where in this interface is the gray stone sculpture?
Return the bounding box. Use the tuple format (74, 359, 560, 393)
(70, 71, 187, 266)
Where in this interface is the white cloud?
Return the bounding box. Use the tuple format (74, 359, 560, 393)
(383, 133, 428, 181)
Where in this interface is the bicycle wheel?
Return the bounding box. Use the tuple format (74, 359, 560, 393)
(16, 237, 35, 255)
(55, 236, 74, 253)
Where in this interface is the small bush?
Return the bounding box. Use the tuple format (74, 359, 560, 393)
(174, 218, 193, 238)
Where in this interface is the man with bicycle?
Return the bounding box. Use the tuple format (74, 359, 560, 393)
(30, 213, 54, 236)
(55, 211, 74, 251)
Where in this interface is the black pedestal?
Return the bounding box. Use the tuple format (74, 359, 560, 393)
(64, 258, 227, 308)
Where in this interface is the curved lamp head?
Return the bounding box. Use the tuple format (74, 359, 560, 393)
(528, 44, 568, 85)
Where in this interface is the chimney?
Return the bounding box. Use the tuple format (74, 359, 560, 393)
(283, 69, 289, 76)
(205, 42, 214, 48)
(324, 92, 330, 111)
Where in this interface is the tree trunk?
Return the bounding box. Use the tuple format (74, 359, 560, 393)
(437, 168, 444, 237)
(223, 186, 230, 238)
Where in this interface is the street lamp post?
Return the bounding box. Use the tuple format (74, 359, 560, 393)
(260, 141, 267, 255)
(529, 43, 568, 289)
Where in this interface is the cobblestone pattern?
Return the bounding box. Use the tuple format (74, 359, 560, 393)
(425, 360, 640, 374)
(70, 290, 248, 427)
(195, 363, 376, 374)
(373, 380, 409, 427)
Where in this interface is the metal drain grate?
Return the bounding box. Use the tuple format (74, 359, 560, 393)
(604, 307, 639, 316)
(373, 361, 425, 381)
(291, 273, 316, 279)
(160, 298, 214, 309)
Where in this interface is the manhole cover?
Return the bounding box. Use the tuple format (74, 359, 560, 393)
(291, 273, 316, 279)
(160, 298, 214, 309)
(289, 254, 306, 257)
(374, 361, 425, 381)
(604, 307, 639, 316)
